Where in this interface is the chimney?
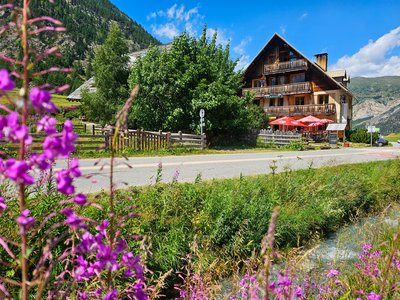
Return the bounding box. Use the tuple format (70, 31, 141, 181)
(314, 53, 328, 71)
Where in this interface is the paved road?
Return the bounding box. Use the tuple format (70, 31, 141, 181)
(54, 147, 400, 194)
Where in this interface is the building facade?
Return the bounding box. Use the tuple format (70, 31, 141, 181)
(242, 34, 353, 126)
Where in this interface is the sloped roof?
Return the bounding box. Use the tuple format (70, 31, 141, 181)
(67, 77, 96, 100)
(244, 33, 353, 96)
(67, 44, 172, 100)
(326, 69, 347, 78)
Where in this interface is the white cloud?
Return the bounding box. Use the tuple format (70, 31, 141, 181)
(235, 55, 251, 71)
(299, 13, 308, 20)
(151, 23, 180, 39)
(332, 27, 400, 77)
(149, 4, 203, 41)
(234, 36, 252, 55)
(206, 28, 230, 46)
(280, 25, 287, 35)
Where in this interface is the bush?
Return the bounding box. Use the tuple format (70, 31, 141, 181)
(350, 128, 378, 143)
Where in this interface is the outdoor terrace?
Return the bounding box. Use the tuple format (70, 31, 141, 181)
(242, 82, 312, 97)
(263, 59, 308, 75)
(265, 103, 336, 117)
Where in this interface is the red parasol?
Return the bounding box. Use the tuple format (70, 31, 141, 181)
(270, 117, 307, 127)
(308, 122, 324, 127)
(298, 115, 321, 123)
(319, 118, 334, 123)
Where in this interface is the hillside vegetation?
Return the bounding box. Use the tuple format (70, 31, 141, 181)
(350, 76, 400, 133)
(349, 76, 400, 105)
(0, 0, 159, 90)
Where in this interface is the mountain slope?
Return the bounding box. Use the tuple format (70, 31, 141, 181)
(349, 76, 400, 134)
(349, 76, 400, 105)
(0, 0, 159, 90)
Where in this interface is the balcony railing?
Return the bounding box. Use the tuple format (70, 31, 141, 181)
(243, 82, 311, 97)
(265, 104, 336, 117)
(264, 59, 307, 74)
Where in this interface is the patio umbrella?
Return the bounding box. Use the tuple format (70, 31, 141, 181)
(270, 117, 307, 127)
(319, 118, 334, 123)
(269, 116, 296, 125)
(308, 122, 324, 127)
(298, 115, 321, 123)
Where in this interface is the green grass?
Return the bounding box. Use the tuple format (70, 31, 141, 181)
(385, 133, 400, 142)
(0, 89, 80, 107)
(2, 160, 399, 281)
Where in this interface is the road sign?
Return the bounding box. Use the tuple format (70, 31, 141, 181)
(200, 109, 205, 118)
(367, 126, 379, 133)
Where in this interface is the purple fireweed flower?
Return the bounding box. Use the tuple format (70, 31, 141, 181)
(29, 153, 51, 171)
(362, 244, 372, 251)
(3, 112, 32, 145)
(56, 169, 75, 195)
(0, 196, 6, 213)
(366, 292, 380, 300)
(30, 87, 56, 113)
(94, 245, 118, 272)
(0, 69, 15, 91)
(103, 290, 118, 300)
(77, 232, 97, 254)
(37, 115, 57, 134)
(97, 219, 109, 236)
(42, 120, 77, 159)
(74, 194, 87, 206)
(327, 269, 340, 278)
(16, 209, 35, 234)
(61, 207, 87, 230)
(278, 275, 292, 286)
(5, 159, 34, 185)
(132, 281, 148, 300)
(295, 286, 304, 298)
(70, 158, 81, 177)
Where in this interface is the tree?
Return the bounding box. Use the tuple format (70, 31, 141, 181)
(128, 27, 265, 137)
(81, 22, 130, 125)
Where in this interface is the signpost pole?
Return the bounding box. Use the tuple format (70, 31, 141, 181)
(199, 109, 205, 136)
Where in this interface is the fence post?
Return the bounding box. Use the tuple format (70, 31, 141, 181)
(201, 134, 206, 150)
(84, 124, 87, 134)
(178, 131, 182, 144)
(166, 132, 171, 148)
(105, 132, 110, 150)
(92, 124, 95, 136)
(137, 128, 141, 151)
(158, 130, 162, 150)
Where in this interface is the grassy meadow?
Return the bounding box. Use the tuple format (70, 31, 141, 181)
(1, 159, 399, 290)
(0, 89, 80, 107)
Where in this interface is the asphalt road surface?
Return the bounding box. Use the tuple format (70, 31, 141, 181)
(54, 147, 400, 194)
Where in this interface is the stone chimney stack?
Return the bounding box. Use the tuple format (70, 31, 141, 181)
(314, 53, 328, 71)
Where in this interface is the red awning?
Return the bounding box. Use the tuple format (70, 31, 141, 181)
(319, 118, 334, 123)
(298, 115, 321, 123)
(270, 117, 307, 127)
(308, 122, 324, 127)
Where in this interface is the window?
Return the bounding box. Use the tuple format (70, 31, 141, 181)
(278, 76, 286, 85)
(278, 98, 284, 106)
(291, 73, 305, 83)
(295, 97, 305, 105)
(269, 99, 275, 107)
(269, 77, 276, 86)
(253, 79, 266, 88)
(319, 95, 329, 104)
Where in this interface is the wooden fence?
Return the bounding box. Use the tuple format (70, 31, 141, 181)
(170, 131, 207, 149)
(257, 132, 302, 146)
(1, 131, 205, 154)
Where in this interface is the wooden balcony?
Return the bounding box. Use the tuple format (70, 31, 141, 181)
(242, 82, 311, 97)
(265, 103, 336, 117)
(264, 59, 308, 74)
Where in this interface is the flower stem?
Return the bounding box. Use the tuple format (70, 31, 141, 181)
(20, 1, 30, 298)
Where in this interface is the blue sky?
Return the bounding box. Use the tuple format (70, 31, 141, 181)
(111, 0, 400, 77)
